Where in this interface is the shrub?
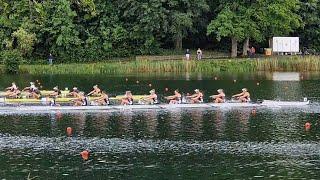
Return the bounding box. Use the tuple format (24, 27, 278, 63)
(1, 50, 23, 74)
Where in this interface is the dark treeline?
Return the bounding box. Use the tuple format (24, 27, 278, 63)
(0, 0, 319, 62)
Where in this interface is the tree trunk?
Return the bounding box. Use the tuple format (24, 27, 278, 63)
(174, 36, 182, 50)
(269, 37, 273, 48)
(242, 38, 249, 56)
(231, 37, 238, 58)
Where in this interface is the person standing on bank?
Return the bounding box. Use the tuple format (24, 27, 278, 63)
(48, 53, 54, 65)
(197, 48, 203, 60)
(185, 49, 191, 60)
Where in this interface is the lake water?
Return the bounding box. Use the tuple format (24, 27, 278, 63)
(0, 72, 320, 179)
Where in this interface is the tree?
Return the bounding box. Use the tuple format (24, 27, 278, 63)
(295, 0, 320, 51)
(207, 2, 257, 57)
(255, 0, 302, 47)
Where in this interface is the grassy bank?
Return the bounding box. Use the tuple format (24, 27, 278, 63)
(17, 56, 320, 75)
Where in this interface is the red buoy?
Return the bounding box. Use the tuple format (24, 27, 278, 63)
(305, 122, 311, 129)
(66, 127, 72, 136)
(80, 150, 89, 160)
(251, 109, 257, 115)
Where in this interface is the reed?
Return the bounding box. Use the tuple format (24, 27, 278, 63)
(17, 56, 320, 75)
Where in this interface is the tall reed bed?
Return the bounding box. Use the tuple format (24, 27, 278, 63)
(18, 56, 320, 75)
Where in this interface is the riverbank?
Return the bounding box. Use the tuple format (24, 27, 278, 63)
(12, 56, 320, 74)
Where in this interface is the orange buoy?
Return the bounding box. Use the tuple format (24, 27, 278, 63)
(148, 84, 152, 87)
(66, 127, 72, 136)
(251, 109, 256, 115)
(80, 150, 89, 160)
(136, 80, 139, 84)
(305, 122, 311, 130)
(165, 88, 169, 92)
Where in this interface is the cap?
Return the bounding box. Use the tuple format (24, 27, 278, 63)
(149, 89, 155, 93)
(73, 87, 78, 90)
(242, 88, 248, 92)
(194, 89, 200, 92)
(217, 89, 223, 93)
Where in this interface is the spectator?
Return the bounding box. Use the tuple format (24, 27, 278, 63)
(250, 46, 256, 58)
(196, 48, 203, 60)
(185, 49, 191, 60)
(48, 53, 54, 65)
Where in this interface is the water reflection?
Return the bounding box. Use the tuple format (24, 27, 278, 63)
(0, 108, 319, 142)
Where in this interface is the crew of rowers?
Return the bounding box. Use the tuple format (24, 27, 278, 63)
(3, 82, 251, 106)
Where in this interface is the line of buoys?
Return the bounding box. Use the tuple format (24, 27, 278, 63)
(80, 150, 89, 160)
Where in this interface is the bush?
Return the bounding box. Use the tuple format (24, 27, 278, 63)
(1, 50, 23, 74)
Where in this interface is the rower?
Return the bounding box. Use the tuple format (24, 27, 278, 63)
(232, 88, 251, 102)
(94, 91, 109, 105)
(210, 89, 225, 103)
(72, 92, 88, 106)
(121, 91, 133, 105)
(187, 89, 203, 103)
(165, 89, 182, 104)
(49, 86, 61, 98)
(87, 85, 102, 96)
(140, 89, 158, 104)
(5, 82, 20, 98)
(22, 82, 41, 99)
(69, 87, 80, 97)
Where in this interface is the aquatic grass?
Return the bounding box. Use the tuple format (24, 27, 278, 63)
(17, 56, 320, 75)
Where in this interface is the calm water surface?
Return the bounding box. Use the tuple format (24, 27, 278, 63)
(0, 72, 320, 179)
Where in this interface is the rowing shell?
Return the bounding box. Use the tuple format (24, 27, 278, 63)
(0, 95, 149, 104)
(0, 100, 310, 112)
(0, 90, 70, 97)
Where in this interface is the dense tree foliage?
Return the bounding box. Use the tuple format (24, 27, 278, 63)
(0, 0, 318, 61)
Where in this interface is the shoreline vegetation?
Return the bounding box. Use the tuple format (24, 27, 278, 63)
(9, 56, 320, 75)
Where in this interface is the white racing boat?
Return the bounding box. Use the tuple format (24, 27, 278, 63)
(0, 99, 310, 112)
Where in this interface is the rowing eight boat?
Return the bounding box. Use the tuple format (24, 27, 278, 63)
(0, 100, 310, 113)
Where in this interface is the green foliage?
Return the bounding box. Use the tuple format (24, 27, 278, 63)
(1, 50, 23, 74)
(12, 28, 37, 56)
(0, 0, 317, 62)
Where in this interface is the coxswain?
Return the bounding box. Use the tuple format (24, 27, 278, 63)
(69, 87, 80, 97)
(5, 82, 20, 98)
(22, 82, 41, 99)
(210, 89, 225, 103)
(165, 89, 182, 104)
(187, 89, 203, 103)
(141, 89, 158, 104)
(94, 91, 109, 105)
(121, 91, 133, 105)
(87, 85, 102, 96)
(232, 88, 250, 102)
(72, 92, 88, 106)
